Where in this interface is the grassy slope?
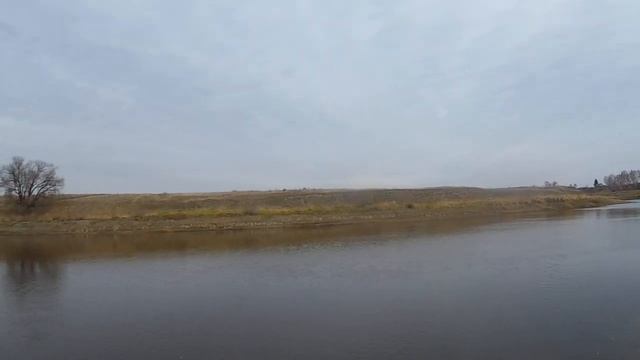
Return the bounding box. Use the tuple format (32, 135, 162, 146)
(0, 187, 637, 234)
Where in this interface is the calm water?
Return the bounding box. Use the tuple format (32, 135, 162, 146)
(1, 202, 640, 359)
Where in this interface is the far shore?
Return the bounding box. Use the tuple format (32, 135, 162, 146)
(0, 187, 638, 235)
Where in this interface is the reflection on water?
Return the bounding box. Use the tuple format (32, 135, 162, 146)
(1, 238, 65, 351)
(0, 201, 639, 360)
(588, 205, 640, 220)
(0, 211, 585, 262)
(4, 242, 63, 293)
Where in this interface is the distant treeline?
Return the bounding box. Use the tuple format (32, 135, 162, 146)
(603, 170, 640, 190)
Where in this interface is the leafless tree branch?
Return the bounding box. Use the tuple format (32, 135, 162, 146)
(0, 156, 65, 207)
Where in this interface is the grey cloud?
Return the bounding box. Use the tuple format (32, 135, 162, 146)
(1, 0, 639, 193)
(0, 21, 18, 38)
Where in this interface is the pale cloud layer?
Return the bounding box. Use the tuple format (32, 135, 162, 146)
(1, 0, 639, 193)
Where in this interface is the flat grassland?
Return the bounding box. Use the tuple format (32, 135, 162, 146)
(0, 187, 637, 234)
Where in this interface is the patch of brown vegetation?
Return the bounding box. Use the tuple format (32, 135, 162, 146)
(0, 187, 635, 234)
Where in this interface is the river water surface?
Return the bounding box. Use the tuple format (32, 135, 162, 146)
(1, 202, 640, 359)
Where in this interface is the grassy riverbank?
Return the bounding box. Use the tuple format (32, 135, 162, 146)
(0, 187, 637, 234)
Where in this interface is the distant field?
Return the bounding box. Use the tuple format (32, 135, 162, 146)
(0, 187, 637, 234)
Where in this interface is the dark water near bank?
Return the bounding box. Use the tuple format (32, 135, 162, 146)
(1, 202, 640, 359)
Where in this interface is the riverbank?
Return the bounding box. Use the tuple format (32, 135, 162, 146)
(0, 187, 637, 234)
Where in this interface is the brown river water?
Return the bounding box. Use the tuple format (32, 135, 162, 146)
(1, 201, 640, 359)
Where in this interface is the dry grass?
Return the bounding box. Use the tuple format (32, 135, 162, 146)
(0, 187, 635, 234)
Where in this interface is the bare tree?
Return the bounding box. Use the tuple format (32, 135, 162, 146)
(0, 156, 65, 208)
(602, 169, 640, 190)
(544, 181, 559, 188)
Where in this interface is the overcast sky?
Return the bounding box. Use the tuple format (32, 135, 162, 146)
(1, 0, 639, 193)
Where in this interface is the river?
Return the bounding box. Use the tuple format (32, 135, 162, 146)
(1, 202, 640, 359)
